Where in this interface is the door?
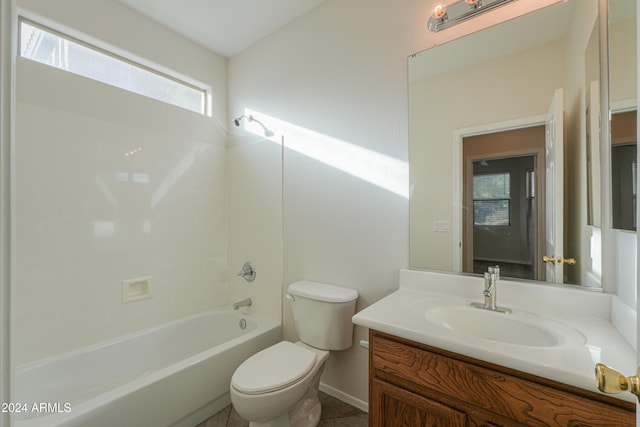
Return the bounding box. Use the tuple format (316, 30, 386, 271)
(370, 379, 467, 427)
(545, 89, 564, 283)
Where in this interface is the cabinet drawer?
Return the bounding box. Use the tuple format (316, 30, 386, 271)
(371, 332, 634, 426)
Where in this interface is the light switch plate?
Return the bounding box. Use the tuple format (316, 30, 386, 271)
(433, 220, 450, 232)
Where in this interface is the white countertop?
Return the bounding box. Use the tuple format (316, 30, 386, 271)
(352, 269, 637, 404)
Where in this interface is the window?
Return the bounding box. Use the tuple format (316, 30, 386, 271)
(473, 173, 510, 226)
(19, 19, 207, 115)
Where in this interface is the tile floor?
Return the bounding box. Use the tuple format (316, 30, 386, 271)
(196, 392, 368, 427)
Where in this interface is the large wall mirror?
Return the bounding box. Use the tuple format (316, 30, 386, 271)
(609, 0, 637, 233)
(409, 0, 605, 288)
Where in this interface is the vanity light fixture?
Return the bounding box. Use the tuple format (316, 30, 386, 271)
(428, 0, 515, 32)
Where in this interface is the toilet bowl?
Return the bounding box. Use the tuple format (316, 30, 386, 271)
(230, 281, 358, 427)
(230, 341, 329, 427)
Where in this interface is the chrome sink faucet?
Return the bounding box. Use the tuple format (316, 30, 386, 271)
(483, 265, 499, 310)
(471, 266, 511, 313)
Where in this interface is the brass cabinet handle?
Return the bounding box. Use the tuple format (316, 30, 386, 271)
(543, 255, 576, 265)
(595, 363, 640, 402)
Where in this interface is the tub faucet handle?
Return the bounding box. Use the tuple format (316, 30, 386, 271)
(237, 262, 256, 282)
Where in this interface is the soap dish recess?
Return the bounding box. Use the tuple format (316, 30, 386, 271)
(122, 276, 152, 303)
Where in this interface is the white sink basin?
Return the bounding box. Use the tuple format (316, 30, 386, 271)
(411, 299, 586, 348)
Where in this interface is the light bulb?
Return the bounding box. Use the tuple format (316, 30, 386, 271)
(433, 5, 446, 19)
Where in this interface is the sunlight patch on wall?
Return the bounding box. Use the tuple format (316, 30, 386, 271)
(244, 109, 409, 199)
(151, 143, 209, 209)
(586, 227, 602, 287)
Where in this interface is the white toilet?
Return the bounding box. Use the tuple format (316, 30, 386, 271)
(230, 281, 359, 427)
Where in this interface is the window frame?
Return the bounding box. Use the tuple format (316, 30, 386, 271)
(472, 172, 511, 227)
(18, 16, 210, 116)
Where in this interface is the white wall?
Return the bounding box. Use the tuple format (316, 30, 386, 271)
(14, 0, 229, 363)
(229, 0, 558, 406)
(610, 13, 637, 104)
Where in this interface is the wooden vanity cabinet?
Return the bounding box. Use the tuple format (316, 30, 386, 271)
(369, 330, 635, 427)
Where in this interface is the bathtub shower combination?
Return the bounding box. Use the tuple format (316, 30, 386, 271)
(13, 310, 280, 427)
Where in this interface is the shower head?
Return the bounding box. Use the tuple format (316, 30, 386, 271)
(233, 114, 274, 137)
(233, 115, 246, 127)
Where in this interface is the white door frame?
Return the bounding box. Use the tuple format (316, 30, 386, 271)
(451, 114, 546, 272)
(0, 0, 15, 426)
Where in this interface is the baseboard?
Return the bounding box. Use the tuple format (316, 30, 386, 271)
(319, 382, 369, 413)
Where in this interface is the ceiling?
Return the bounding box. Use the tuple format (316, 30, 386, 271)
(117, 0, 327, 58)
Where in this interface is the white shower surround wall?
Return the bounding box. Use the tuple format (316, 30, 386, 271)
(13, 7, 287, 427)
(13, 310, 280, 427)
(15, 0, 231, 364)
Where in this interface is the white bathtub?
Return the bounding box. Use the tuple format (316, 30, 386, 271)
(13, 310, 280, 427)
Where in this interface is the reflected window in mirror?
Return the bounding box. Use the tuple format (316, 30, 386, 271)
(473, 172, 511, 227)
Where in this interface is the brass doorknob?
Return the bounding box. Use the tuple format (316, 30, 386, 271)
(543, 255, 577, 265)
(595, 363, 640, 402)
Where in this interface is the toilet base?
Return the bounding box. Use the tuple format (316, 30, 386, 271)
(288, 375, 322, 427)
(248, 398, 321, 427)
(247, 363, 324, 427)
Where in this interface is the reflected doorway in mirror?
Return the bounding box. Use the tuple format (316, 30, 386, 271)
(462, 126, 545, 281)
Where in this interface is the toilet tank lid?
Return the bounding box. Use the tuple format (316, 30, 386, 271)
(288, 281, 358, 303)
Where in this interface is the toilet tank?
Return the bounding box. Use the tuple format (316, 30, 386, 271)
(287, 281, 358, 351)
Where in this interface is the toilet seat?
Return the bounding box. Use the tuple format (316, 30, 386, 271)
(231, 341, 317, 395)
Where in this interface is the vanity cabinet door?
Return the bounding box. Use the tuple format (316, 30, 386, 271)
(370, 378, 467, 427)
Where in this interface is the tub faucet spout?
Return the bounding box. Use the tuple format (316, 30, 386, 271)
(233, 298, 252, 310)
